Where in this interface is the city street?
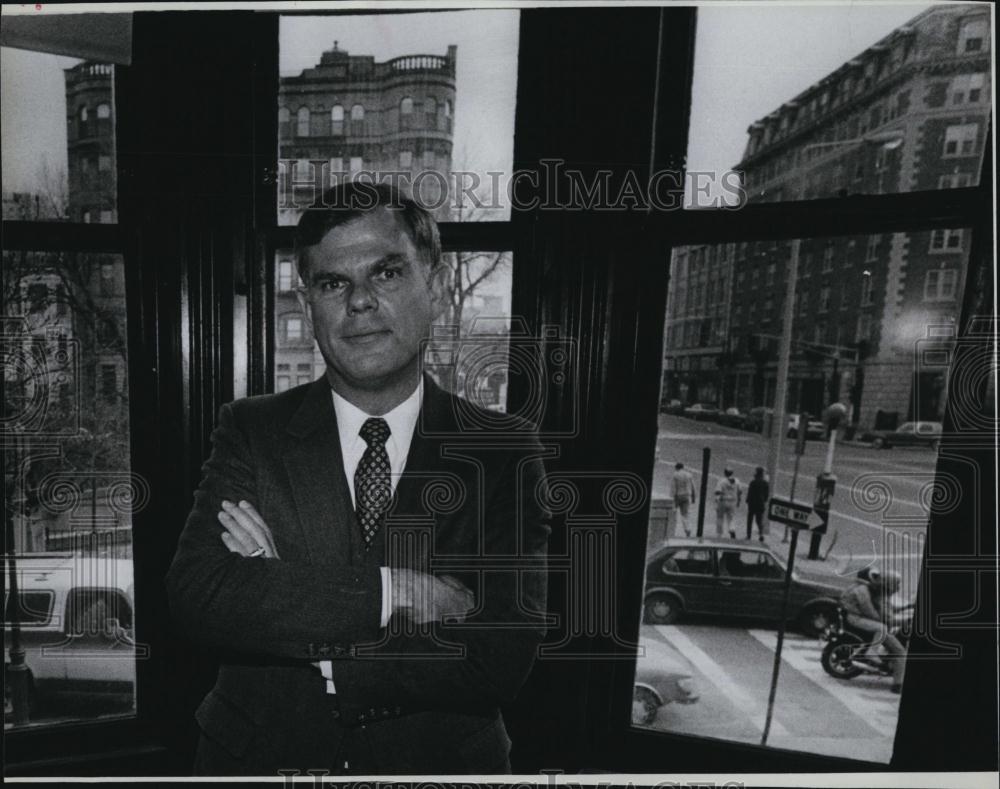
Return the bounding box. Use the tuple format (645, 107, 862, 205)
(637, 623, 902, 763)
(653, 414, 937, 594)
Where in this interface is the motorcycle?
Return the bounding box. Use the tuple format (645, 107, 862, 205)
(820, 605, 913, 681)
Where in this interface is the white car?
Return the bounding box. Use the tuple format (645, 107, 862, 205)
(633, 638, 701, 725)
(4, 554, 136, 720)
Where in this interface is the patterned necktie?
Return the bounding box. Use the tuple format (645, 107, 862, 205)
(355, 417, 392, 550)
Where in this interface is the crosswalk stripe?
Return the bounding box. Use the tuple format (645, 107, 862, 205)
(746, 629, 899, 738)
(655, 625, 790, 738)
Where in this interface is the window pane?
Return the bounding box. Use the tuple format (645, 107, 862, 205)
(686, 4, 991, 208)
(3, 251, 136, 729)
(641, 230, 972, 760)
(273, 249, 512, 411)
(2, 49, 117, 222)
(277, 11, 519, 224)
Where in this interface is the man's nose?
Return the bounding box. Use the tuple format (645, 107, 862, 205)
(346, 282, 377, 314)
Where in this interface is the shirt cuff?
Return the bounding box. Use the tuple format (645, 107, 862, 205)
(380, 566, 392, 628)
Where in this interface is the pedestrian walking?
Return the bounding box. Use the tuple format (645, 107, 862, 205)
(714, 467, 742, 538)
(746, 466, 769, 541)
(671, 462, 697, 536)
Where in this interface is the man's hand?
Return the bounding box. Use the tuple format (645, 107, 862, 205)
(391, 568, 474, 624)
(218, 500, 280, 559)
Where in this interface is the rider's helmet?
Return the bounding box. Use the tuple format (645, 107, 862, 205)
(868, 569, 901, 595)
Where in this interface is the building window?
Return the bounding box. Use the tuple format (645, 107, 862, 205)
(765, 262, 775, 286)
(865, 234, 880, 261)
(278, 106, 289, 124)
(958, 17, 987, 53)
(425, 96, 438, 127)
(296, 106, 310, 137)
(79, 105, 89, 122)
(813, 322, 826, 344)
(856, 313, 872, 342)
(278, 260, 295, 292)
(399, 150, 412, 169)
(938, 173, 971, 189)
(99, 155, 112, 172)
(819, 286, 831, 312)
(924, 268, 958, 301)
(349, 156, 363, 174)
(276, 375, 291, 393)
(422, 149, 435, 169)
(99, 209, 113, 224)
(943, 123, 978, 157)
(951, 73, 986, 104)
(930, 228, 963, 252)
(331, 105, 344, 135)
(297, 376, 311, 386)
(822, 243, 834, 272)
(96, 102, 111, 119)
(328, 157, 343, 180)
(284, 315, 303, 343)
(350, 104, 364, 121)
(83, 210, 92, 223)
(861, 275, 874, 306)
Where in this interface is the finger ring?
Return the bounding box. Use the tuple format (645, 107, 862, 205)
(249, 546, 265, 558)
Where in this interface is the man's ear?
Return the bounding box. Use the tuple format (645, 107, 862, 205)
(428, 260, 451, 320)
(296, 286, 314, 331)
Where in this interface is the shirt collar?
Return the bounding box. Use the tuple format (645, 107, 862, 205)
(330, 378, 423, 455)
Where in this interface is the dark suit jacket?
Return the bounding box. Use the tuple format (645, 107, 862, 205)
(166, 376, 551, 775)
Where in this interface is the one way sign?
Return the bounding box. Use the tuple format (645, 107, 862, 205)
(768, 497, 823, 530)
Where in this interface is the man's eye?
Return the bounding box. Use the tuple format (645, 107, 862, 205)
(376, 268, 401, 281)
(316, 280, 345, 292)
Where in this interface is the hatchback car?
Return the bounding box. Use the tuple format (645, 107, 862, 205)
(787, 413, 825, 440)
(633, 638, 700, 725)
(867, 421, 942, 450)
(717, 407, 747, 429)
(682, 403, 719, 421)
(643, 538, 846, 635)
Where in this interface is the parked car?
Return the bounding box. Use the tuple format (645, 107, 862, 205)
(717, 407, 746, 428)
(866, 420, 942, 450)
(633, 639, 700, 725)
(642, 538, 846, 636)
(787, 413, 825, 440)
(682, 403, 719, 421)
(744, 406, 774, 434)
(661, 398, 685, 415)
(4, 555, 136, 721)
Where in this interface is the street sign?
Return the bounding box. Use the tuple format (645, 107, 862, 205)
(811, 472, 837, 535)
(768, 497, 822, 530)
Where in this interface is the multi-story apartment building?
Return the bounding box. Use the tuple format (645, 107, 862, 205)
(274, 42, 458, 391)
(65, 62, 116, 224)
(663, 4, 990, 429)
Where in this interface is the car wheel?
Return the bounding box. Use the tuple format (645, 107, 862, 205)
(872, 437, 885, 449)
(644, 593, 681, 625)
(632, 686, 660, 726)
(799, 604, 837, 637)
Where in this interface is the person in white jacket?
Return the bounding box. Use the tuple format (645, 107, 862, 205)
(714, 467, 743, 538)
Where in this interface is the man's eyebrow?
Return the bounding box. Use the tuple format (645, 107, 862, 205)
(373, 253, 410, 269)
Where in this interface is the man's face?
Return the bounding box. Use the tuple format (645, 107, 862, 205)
(297, 209, 446, 395)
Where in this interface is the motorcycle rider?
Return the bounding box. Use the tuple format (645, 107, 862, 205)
(840, 568, 907, 692)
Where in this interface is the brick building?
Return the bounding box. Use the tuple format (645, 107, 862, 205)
(65, 62, 116, 224)
(663, 4, 990, 429)
(274, 42, 458, 391)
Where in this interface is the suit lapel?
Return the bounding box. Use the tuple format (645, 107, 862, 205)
(282, 379, 355, 561)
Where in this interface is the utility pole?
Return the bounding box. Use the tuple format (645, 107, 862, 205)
(765, 239, 800, 521)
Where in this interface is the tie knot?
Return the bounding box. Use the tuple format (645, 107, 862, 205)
(360, 417, 390, 448)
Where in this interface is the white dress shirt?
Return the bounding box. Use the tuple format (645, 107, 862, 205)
(318, 379, 423, 694)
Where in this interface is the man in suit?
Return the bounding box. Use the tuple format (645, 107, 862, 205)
(166, 182, 551, 776)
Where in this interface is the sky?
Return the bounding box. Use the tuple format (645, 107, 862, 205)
(1, 3, 950, 205)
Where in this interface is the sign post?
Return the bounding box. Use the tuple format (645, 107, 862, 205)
(761, 496, 821, 746)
